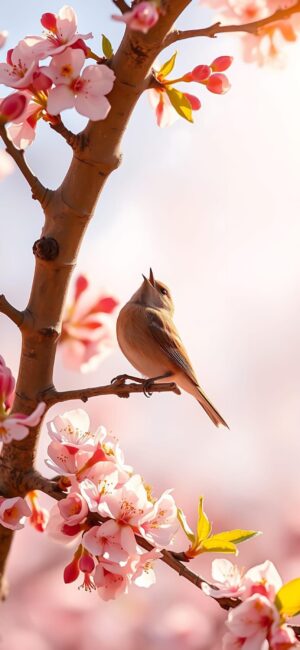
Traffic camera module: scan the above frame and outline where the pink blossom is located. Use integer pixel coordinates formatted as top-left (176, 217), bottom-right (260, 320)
top-left (269, 623), bottom-right (298, 649)
top-left (45, 47), bottom-right (115, 120)
top-left (191, 64), bottom-right (212, 82)
top-left (94, 561), bottom-right (131, 601)
top-left (206, 73), bottom-right (231, 94)
top-left (243, 560), bottom-right (283, 601)
top-left (0, 93), bottom-right (27, 123)
top-left (46, 409), bottom-right (104, 475)
top-left (46, 503), bottom-right (83, 544)
top-left (0, 355), bottom-right (15, 410)
top-left (58, 492), bottom-right (89, 525)
top-left (0, 401), bottom-right (46, 444)
top-left (202, 559), bottom-right (246, 599)
top-left (59, 274), bottom-right (119, 372)
top-left (211, 55), bottom-right (234, 71)
top-left (79, 471), bottom-right (120, 510)
top-left (83, 520), bottom-right (138, 564)
top-left (0, 496), bottom-right (31, 530)
top-left (112, 1), bottom-right (160, 34)
top-left (132, 549), bottom-right (161, 588)
top-left (149, 89), bottom-right (181, 127)
top-left (98, 474), bottom-right (153, 527)
top-left (25, 5), bottom-right (92, 60)
top-left (226, 594), bottom-right (277, 645)
top-left (0, 40), bottom-right (38, 89)
top-left (7, 100), bottom-right (42, 149)
top-left (139, 490), bottom-right (178, 548)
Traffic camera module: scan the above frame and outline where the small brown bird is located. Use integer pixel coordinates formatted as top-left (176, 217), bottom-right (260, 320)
top-left (116, 269), bottom-right (228, 428)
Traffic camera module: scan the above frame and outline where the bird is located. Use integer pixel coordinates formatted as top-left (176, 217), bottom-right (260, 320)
top-left (116, 268), bottom-right (228, 428)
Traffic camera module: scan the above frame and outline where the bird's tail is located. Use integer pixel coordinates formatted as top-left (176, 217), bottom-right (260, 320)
top-left (196, 387), bottom-right (229, 428)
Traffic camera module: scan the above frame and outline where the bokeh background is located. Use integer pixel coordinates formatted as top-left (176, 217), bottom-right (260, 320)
top-left (1, 1), bottom-right (300, 648)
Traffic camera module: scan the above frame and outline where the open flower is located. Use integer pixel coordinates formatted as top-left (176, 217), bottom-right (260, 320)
top-left (0, 496), bottom-right (31, 530)
top-left (139, 490), bottom-right (178, 548)
top-left (25, 5), bottom-right (92, 60)
top-left (98, 474), bottom-right (153, 528)
top-left (112, 1), bottom-right (160, 34)
top-left (0, 40), bottom-right (38, 89)
top-left (59, 274), bottom-right (119, 372)
top-left (0, 402), bottom-right (46, 444)
top-left (45, 47), bottom-right (115, 120)
top-left (7, 100), bottom-right (44, 149)
top-left (58, 492), bottom-right (89, 525)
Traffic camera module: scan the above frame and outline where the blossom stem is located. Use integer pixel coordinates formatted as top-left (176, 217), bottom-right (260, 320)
top-left (163, 0), bottom-right (300, 47)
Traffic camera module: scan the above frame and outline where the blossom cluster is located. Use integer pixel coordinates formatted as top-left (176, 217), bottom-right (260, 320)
top-left (0, 5), bottom-right (115, 149)
top-left (59, 274), bottom-right (119, 373)
top-left (203, 559), bottom-right (300, 648)
top-left (44, 408), bottom-right (178, 600)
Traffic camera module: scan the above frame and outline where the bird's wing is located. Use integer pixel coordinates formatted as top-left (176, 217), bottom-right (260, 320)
top-left (146, 308), bottom-right (199, 386)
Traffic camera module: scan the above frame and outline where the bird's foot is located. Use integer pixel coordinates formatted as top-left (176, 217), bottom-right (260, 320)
top-left (110, 374), bottom-right (145, 386)
top-left (142, 378), bottom-right (155, 398)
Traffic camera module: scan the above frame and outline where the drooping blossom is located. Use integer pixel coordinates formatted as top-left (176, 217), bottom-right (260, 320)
top-left (59, 274), bottom-right (119, 372)
top-left (0, 496), bottom-right (31, 530)
top-left (112, 1), bottom-right (160, 34)
top-left (24, 5), bottom-right (92, 60)
top-left (45, 47), bottom-right (115, 120)
top-left (94, 560), bottom-right (132, 601)
top-left (0, 40), bottom-right (38, 89)
top-left (0, 401), bottom-right (46, 444)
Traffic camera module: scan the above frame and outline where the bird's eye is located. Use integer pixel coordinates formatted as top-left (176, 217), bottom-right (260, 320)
top-left (160, 287), bottom-right (168, 296)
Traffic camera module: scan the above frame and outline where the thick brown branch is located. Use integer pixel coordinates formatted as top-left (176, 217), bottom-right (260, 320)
top-left (0, 294), bottom-right (24, 328)
top-left (42, 380), bottom-right (181, 406)
top-left (164, 0), bottom-right (300, 46)
top-left (0, 125), bottom-right (48, 204)
top-left (112, 0), bottom-right (130, 13)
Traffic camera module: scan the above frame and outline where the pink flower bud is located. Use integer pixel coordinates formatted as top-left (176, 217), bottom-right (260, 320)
top-left (184, 93), bottom-right (201, 111)
top-left (32, 70), bottom-right (52, 91)
top-left (191, 65), bottom-right (211, 83)
top-left (71, 38), bottom-right (90, 56)
top-left (64, 558), bottom-right (80, 584)
top-left (210, 56), bottom-right (233, 72)
top-left (62, 523), bottom-right (82, 536)
top-left (0, 356), bottom-right (15, 405)
top-left (112, 1), bottom-right (159, 34)
top-left (206, 73), bottom-right (231, 95)
top-left (41, 12), bottom-right (57, 33)
top-left (79, 553), bottom-right (95, 574)
top-left (0, 93), bottom-right (27, 123)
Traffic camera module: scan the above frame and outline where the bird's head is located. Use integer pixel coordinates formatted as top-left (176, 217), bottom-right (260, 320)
top-left (131, 268), bottom-right (174, 314)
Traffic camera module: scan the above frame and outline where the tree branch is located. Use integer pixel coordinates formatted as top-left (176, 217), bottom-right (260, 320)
top-left (0, 125), bottom-right (48, 204)
top-left (41, 380), bottom-right (181, 406)
top-left (0, 294), bottom-right (24, 328)
top-left (49, 119), bottom-right (89, 152)
top-left (112, 0), bottom-right (130, 13)
top-left (163, 0), bottom-right (300, 46)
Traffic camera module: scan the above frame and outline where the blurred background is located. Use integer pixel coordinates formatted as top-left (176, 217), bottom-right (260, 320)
top-left (1, 1), bottom-right (300, 648)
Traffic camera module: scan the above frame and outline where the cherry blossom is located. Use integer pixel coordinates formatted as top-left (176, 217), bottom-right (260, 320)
top-left (202, 558), bottom-right (246, 599)
top-left (28, 491), bottom-right (49, 533)
top-left (98, 474), bottom-right (153, 527)
top-left (46, 503), bottom-right (83, 544)
top-left (59, 274), bottom-right (119, 372)
top-left (226, 594), bottom-right (277, 646)
top-left (94, 561), bottom-right (132, 601)
top-left (269, 623), bottom-right (298, 649)
top-left (83, 520), bottom-right (138, 563)
top-left (7, 100), bottom-right (43, 149)
top-left (45, 47), bottom-right (115, 120)
top-left (58, 492), bottom-right (89, 525)
top-left (0, 402), bottom-right (46, 444)
top-left (0, 40), bottom-right (38, 89)
top-left (243, 560), bottom-right (283, 601)
top-left (112, 1), bottom-right (160, 34)
top-left (132, 549), bottom-right (161, 588)
top-left (0, 93), bottom-right (27, 123)
top-left (0, 496), bottom-right (31, 530)
top-left (25, 5), bottom-right (92, 60)
top-left (139, 490), bottom-right (178, 548)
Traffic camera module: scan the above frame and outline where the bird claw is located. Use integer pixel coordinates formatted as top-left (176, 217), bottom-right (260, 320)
top-left (143, 379), bottom-right (154, 397)
top-left (111, 374), bottom-right (128, 386)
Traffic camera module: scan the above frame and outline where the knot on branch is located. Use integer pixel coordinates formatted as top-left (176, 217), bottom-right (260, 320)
top-left (33, 237), bottom-right (59, 261)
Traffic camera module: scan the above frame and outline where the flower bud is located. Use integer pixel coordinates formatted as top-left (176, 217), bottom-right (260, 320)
top-left (41, 13), bottom-right (57, 32)
top-left (206, 73), bottom-right (231, 95)
top-left (184, 93), bottom-right (201, 110)
top-left (64, 558), bottom-right (80, 584)
top-left (79, 553), bottom-right (95, 574)
top-left (0, 93), bottom-right (27, 123)
top-left (62, 523), bottom-right (82, 536)
top-left (191, 65), bottom-right (211, 83)
top-left (211, 56), bottom-right (233, 72)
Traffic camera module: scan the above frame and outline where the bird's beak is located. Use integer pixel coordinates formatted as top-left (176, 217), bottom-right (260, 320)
top-left (149, 268), bottom-right (155, 287)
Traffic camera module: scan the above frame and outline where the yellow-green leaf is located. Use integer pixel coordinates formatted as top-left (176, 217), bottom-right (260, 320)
top-left (199, 538), bottom-right (238, 554)
top-left (165, 87), bottom-right (193, 123)
top-left (158, 51), bottom-right (177, 79)
top-left (177, 508), bottom-right (195, 543)
top-left (210, 530), bottom-right (260, 544)
top-left (196, 497), bottom-right (211, 542)
top-left (275, 579), bottom-right (300, 617)
top-left (102, 34), bottom-right (113, 58)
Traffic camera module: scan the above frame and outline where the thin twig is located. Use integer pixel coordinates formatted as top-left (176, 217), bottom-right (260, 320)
top-left (41, 380), bottom-right (181, 405)
top-left (112, 0), bottom-right (130, 13)
top-left (50, 119), bottom-right (89, 151)
top-left (163, 0), bottom-right (300, 46)
top-left (0, 125), bottom-right (48, 204)
top-left (0, 294), bottom-right (24, 328)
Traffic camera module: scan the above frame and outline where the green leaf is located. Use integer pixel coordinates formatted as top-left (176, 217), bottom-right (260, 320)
top-left (102, 34), bottom-right (113, 58)
top-left (177, 508), bottom-right (195, 543)
top-left (210, 530), bottom-right (261, 545)
top-left (165, 87), bottom-right (193, 123)
top-left (196, 497), bottom-right (211, 542)
top-left (275, 579), bottom-right (300, 617)
top-left (158, 51), bottom-right (177, 79)
top-left (199, 538), bottom-right (238, 554)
